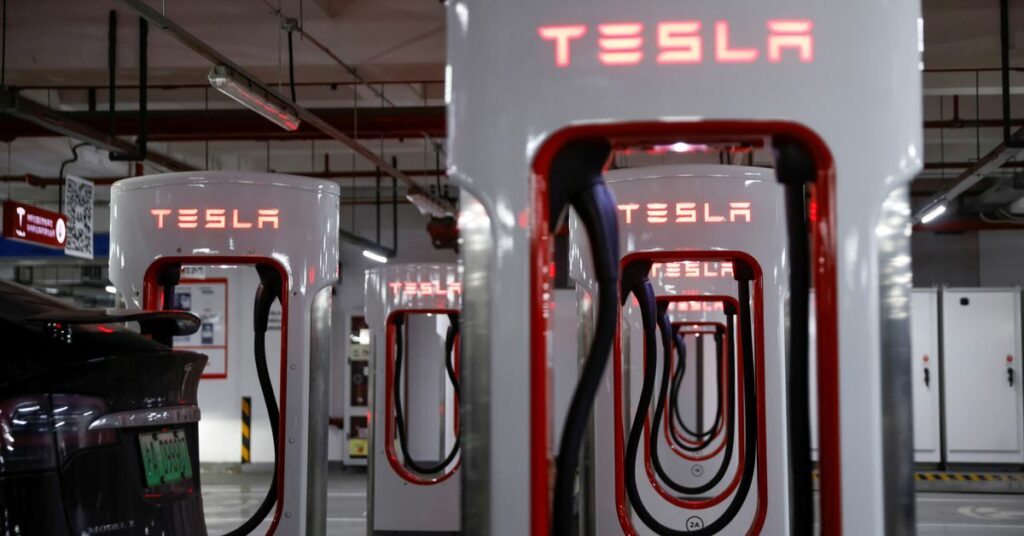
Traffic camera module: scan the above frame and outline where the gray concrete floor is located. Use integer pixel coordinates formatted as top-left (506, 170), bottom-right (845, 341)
top-left (200, 470), bottom-right (1024, 535)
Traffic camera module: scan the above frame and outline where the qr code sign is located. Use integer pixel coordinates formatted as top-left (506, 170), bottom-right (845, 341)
top-left (63, 175), bottom-right (94, 259)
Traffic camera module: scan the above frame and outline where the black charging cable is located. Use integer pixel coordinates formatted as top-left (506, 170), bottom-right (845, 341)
top-left (775, 137), bottom-right (815, 534)
top-left (392, 313), bottom-right (461, 474)
top-left (550, 139), bottom-right (620, 536)
top-left (225, 264), bottom-right (283, 536)
top-left (624, 263), bottom-right (757, 535)
top-left (667, 328), bottom-right (725, 452)
top-left (647, 305), bottom-right (734, 495)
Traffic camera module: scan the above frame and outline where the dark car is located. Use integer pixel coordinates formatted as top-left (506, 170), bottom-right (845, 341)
top-left (0, 280), bottom-right (208, 535)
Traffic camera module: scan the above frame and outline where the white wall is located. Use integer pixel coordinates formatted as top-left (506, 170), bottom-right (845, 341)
top-left (911, 229), bottom-right (1024, 288)
top-left (979, 231), bottom-right (1024, 286)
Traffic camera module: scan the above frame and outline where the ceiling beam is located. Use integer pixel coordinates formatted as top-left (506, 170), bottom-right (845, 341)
top-left (0, 106), bottom-right (445, 142)
top-left (118, 0), bottom-right (453, 216)
top-left (0, 88), bottom-right (192, 172)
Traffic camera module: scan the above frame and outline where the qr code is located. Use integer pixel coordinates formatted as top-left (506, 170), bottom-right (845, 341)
top-left (63, 175), bottom-right (94, 258)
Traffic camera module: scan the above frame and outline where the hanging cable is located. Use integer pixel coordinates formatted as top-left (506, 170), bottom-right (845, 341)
top-left (224, 264), bottom-right (283, 536)
top-left (392, 313), bottom-right (461, 474)
top-left (648, 306), bottom-right (734, 495)
top-left (286, 24), bottom-right (297, 103)
top-left (624, 265), bottom-right (757, 535)
top-left (775, 137), bottom-right (816, 534)
top-left (668, 327), bottom-right (725, 450)
top-left (550, 139), bottom-right (619, 536)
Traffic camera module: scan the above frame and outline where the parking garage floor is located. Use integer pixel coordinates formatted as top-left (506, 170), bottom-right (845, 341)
top-left (200, 469), bottom-right (1024, 535)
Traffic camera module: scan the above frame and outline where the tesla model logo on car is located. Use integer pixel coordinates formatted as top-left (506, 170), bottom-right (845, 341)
top-left (150, 208), bottom-right (280, 230)
top-left (538, 20), bottom-right (813, 67)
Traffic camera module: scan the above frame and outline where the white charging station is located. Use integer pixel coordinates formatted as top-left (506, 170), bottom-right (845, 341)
top-left (108, 171), bottom-right (340, 535)
top-left (448, 1), bottom-right (922, 533)
top-left (571, 165), bottom-right (787, 534)
top-left (365, 263), bottom-right (462, 534)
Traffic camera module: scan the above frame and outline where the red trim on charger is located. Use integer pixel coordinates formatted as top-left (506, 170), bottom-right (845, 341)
top-left (383, 308), bottom-right (462, 485)
top-left (143, 257), bottom-right (289, 536)
top-left (530, 120), bottom-right (839, 536)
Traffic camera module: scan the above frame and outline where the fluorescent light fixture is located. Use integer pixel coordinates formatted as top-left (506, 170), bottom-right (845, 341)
top-left (920, 204), bottom-right (947, 224)
top-left (362, 249), bottom-right (388, 263)
top-left (104, 285), bottom-right (117, 294)
top-left (407, 192), bottom-right (453, 218)
top-left (358, 328), bottom-right (371, 345)
top-left (208, 65), bottom-right (300, 131)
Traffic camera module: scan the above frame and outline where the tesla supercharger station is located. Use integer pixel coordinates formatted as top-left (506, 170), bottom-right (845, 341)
top-left (448, 1), bottom-right (922, 534)
top-left (108, 171), bottom-right (340, 535)
top-left (365, 263), bottom-right (462, 534)
top-left (571, 165), bottom-right (786, 534)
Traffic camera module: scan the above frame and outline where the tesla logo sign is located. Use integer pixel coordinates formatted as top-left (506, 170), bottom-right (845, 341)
top-left (667, 300), bottom-right (724, 313)
top-left (538, 20), bottom-right (812, 67)
top-left (651, 261), bottom-right (734, 279)
top-left (150, 208), bottom-right (280, 230)
top-left (617, 202), bottom-right (751, 224)
top-left (388, 280), bottom-right (462, 298)
top-left (3, 201), bottom-right (66, 249)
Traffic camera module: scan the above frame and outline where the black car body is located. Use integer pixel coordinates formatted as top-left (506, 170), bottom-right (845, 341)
top-left (0, 280), bottom-right (208, 535)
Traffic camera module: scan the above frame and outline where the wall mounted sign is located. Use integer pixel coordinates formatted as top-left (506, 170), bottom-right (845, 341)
top-left (2, 201), bottom-right (67, 250)
top-left (172, 278), bottom-right (229, 379)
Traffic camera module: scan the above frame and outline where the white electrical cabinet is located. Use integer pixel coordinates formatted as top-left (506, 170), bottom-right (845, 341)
top-left (910, 289), bottom-right (941, 463)
top-left (942, 288), bottom-right (1024, 464)
top-left (811, 289), bottom-right (944, 463)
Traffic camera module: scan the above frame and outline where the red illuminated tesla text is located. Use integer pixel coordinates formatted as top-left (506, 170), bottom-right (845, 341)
top-left (616, 201), bottom-right (751, 224)
top-left (150, 208), bottom-right (280, 230)
top-left (651, 261), bottom-right (734, 279)
top-left (388, 280), bottom-right (462, 299)
top-left (538, 19), bottom-right (813, 67)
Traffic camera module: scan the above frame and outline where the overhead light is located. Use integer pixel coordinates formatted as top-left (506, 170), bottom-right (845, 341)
top-left (362, 249), bottom-right (388, 264)
top-left (104, 285), bottom-right (117, 294)
top-left (407, 192), bottom-right (453, 218)
top-left (208, 65), bottom-right (300, 131)
top-left (920, 204), bottom-right (947, 224)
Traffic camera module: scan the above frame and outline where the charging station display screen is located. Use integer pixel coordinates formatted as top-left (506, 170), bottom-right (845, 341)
top-left (139, 429), bottom-right (193, 488)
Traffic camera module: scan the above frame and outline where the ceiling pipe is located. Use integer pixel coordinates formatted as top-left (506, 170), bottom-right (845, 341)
top-left (117, 0), bottom-right (453, 216)
top-left (0, 89), bottom-right (192, 172)
top-left (0, 168), bottom-right (448, 186)
top-left (109, 15), bottom-right (148, 162)
top-left (0, 106), bottom-right (445, 141)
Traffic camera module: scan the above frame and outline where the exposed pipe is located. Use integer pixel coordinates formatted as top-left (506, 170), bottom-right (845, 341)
top-left (0, 168), bottom-right (448, 186)
top-left (108, 10), bottom-right (116, 137)
top-left (1001, 0), bottom-right (1023, 148)
top-left (110, 16), bottom-right (147, 162)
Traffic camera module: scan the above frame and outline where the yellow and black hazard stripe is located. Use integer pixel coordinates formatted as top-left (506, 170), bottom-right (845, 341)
top-left (914, 471), bottom-right (1024, 482)
top-left (241, 396), bottom-right (252, 464)
top-left (813, 470), bottom-right (1024, 482)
